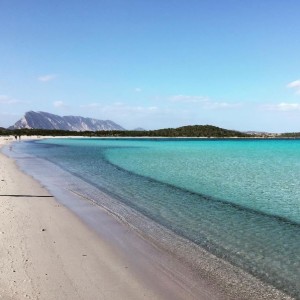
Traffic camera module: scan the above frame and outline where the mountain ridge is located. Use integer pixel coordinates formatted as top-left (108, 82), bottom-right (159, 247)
top-left (9, 111), bottom-right (125, 131)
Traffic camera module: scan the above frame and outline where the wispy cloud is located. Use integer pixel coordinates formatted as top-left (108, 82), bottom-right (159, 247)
top-left (287, 79), bottom-right (300, 95)
top-left (0, 95), bottom-right (20, 104)
top-left (81, 102), bottom-right (158, 115)
top-left (38, 74), bottom-right (57, 82)
top-left (53, 101), bottom-right (68, 108)
top-left (262, 102), bottom-right (300, 112)
top-left (134, 87), bottom-right (142, 93)
top-left (80, 103), bottom-right (101, 108)
top-left (169, 95), bottom-right (208, 103)
top-left (204, 101), bottom-right (241, 109)
top-left (169, 94), bottom-right (241, 109)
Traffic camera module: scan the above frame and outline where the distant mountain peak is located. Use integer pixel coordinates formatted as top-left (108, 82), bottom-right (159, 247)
top-left (9, 111), bottom-right (125, 131)
top-left (132, 127), bottom-right (146, 131)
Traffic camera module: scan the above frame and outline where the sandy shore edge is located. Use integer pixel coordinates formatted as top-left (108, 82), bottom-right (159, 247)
top-left (1, 136), bottom-right (294, 300)
top-left (1, 136), bottom-right (219, 300)
top-left (0, 137), bottom-right (179, 299)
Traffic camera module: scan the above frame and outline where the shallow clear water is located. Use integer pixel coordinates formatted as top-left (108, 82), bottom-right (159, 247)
top-left (10, 138), bottom-right (300, 298)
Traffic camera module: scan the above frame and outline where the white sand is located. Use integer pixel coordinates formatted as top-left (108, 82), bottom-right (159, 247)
top-left (0, 136), bottom-right (293, 300)
top-left (0, 137), bottom-right (166, 299)
top-left (0, 136), bottom-right (218, 300)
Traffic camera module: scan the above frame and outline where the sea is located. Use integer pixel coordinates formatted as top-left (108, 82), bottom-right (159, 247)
top-left (5, 138), bottom-right (300, 299)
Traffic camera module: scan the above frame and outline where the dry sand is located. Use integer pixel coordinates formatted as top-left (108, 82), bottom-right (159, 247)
top-left (0, 136), bottom-right (216, 300)
top-left (0, 136), bottom-right (294, 300)
top-left (0, 137), bottom-right (160, 299)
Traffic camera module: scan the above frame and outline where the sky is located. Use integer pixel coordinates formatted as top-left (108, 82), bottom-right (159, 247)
top-left (1, 0), bottom-right (300, 132)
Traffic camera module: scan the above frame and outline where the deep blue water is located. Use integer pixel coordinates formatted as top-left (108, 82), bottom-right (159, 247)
top-left (10, 138), bottom-right (300, 298)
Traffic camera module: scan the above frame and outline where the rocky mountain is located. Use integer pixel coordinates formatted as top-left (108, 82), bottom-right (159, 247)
top-left (9, 111), bottom-right (125, 131)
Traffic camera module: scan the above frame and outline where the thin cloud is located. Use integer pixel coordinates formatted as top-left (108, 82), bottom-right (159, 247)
top-left (81, 102), bottom-right (158, 114)
top-left (263, 102), bottom-right (300, 112)
top-left (0, 95), bottom-right (20, 104)
top-left (204, 101), bottom-right (242, 109)
top-left (169, 95), bottom-right (209, 103)
top-left (287, 79), bottom-right (300, 95)
top-left (38, 74), bottom-right (57, 82)
top-left (134, 88), bottom-right (142, 92)
top-left (80, 103), bottom-right (101, 108)
top-left (169, 94), bottom-right (241, 109)
top-left (53, 101), bottom-right (68, 108)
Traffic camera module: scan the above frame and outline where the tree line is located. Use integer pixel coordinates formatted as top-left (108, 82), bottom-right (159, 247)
top-left (0, 125), bottom-right (250, 137)
top-left (1, 125), bottom-right (299, 138)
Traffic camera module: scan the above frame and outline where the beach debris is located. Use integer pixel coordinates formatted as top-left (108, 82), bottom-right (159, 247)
top-left (41, 228), bottom-right (46, 232)
top-left (82, 254), bottom-right (87, 256)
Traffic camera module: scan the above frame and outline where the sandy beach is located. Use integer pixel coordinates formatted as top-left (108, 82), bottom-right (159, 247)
top-left (0, 136), bottom-right (217, 300)
top-left (1, 136), bottom-right (294, 300)
top-left (0, 137), bottom-right (158, 299)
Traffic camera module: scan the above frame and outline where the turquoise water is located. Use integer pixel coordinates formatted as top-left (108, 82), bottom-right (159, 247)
top-left (11, 138), bottom-right (300, 298)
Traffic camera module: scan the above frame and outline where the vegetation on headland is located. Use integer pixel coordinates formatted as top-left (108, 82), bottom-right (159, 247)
top-left (0, 125), bottom-right (298, 138)
top-left (0, 125), bottom-right (250, 138)
top-left (280, 132), bottom-right (300, 138)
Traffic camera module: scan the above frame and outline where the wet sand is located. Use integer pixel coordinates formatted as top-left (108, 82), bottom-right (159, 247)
top-left (0, 136), bottom-right (293, 300)
top-left (0, 136), bottom-right (216, 300)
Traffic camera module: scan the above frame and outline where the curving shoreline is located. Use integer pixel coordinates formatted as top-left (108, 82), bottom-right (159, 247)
top-left (0, 136), bottom-right (216, 300)
top-left (0, 136), bottom-right (295, 299)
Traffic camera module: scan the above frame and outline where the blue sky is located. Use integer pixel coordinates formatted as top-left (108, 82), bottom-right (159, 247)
top-left (1, 0), bottom-right (300, 132)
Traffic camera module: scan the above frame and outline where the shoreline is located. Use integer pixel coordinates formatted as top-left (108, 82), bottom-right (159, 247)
top-left (2, 133), bottom-right (300, 140)
top-left (0, 136), bottom-right (294, 299)
top-left (0, 136), bottom-right (216, 299)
